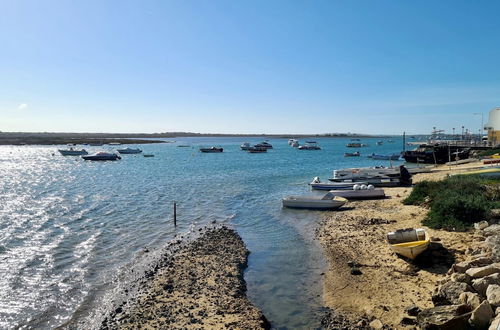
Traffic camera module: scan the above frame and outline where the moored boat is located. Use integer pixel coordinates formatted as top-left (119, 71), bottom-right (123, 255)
top-left (248, 146), bottom-right (267, 153)
top-left (254, 142), bottom-right (273, 149)
top-left (240, 142), bottom-right (252, 150)
top-left (298, 142), bottom-right (321, 150)
top-left (143, 154), bottom-right (154, 157)
top-left (117, 148), bottom-right (142, 154)
top-left (344, 151), bottom-right (360, 157)
top-left (82, 152), bottom-right (121, 161)
top-left (387, 228), bottom-right (430, 260)
top-left (200, 147), bottom-right (223, 153)
top-left (58, 148), bottom-right (88, 156)
top-left (282, 193), bottom-right (347, 210)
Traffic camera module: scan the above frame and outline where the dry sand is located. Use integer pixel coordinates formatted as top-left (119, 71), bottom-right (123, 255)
top-left (317, 161), bottom-right (489, 328)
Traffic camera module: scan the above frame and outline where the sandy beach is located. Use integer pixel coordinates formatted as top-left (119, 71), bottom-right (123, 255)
top-left (318, 161), bottom-right (496, 328)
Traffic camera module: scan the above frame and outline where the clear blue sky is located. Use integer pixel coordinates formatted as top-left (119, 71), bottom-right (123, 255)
top-left (1, 0), bottom-right (499, 134)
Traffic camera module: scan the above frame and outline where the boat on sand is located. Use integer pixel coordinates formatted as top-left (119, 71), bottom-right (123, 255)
top-left (387, 228), bottom-right (430, 260)
top-left (310, 177), bottom-right (368, 190)
top-left (328, 185), bottom-right (385, 199)
top-left (282, 193), bottom-right (347, 210)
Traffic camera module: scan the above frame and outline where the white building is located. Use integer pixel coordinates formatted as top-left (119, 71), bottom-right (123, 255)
top-left (485, 107), bottom-right (500, 146)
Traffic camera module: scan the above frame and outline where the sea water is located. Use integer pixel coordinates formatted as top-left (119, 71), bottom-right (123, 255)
top-left (0, 137), bottom-right (407, 329)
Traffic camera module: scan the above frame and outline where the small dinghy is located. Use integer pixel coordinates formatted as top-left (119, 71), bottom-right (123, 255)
top-left (82, 152), bottom-right (121, 161)
top-left (387, 228), bottom-right (430, 260)
top-left (58, 148), bottom-right (88, 156)
top-left (248, 146), bottom-right (267, 153)
top-left (344, 151), bottom-right (360, 157)
top-left (282, 192), bottom-right (347, 210)
top-left (200, 147), bottom-right (223, 153)
top-left (310, 177), bottom-right (368, 190)
top-left (328, 185), bottom-right (385, 199)
top-left (117, 148), bottom-right (142, 154)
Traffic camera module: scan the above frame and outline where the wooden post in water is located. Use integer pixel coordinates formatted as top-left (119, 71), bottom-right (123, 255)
top-left (173, 202), bottom-right (177, 227)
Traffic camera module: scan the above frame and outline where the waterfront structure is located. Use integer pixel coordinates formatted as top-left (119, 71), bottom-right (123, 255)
top-left (485, 108), bottom-right (500, 146)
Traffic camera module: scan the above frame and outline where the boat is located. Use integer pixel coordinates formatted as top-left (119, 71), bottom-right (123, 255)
top-left (298, 142), bottom-right (321, 150)
top-left (143, 154), bottom-right (154, 157)
top-left (177, 145), bottom-right (191, 148)
top-left (282, 193), bottom-right (347, 210)
top-left (240, 142), bottom-right (252, 150)
top-left (376, 141), bottom-right (383, 145)
top-left (254, 142), bottom-right (273, 149)
top-left (200, 147), bottom-right (223, 153)
top-left (310, 177), bottom-right (368, 190)
top-left (367, 153), bottom-right (401, 160)
top-left (402, 144), bottom-right (470, 164)
top-left (117, 148), bottom-right (142, 154)
top-left (82, 152), bottom-right (121, 161)
top-left (387, 228), bottom-right (430, 260)
top-left (333, 166), bottom-right (429, 180)
top-left (346, 143), bottom-right (367, 148)
top-left (291, 140), bottom-right (299, 147)
top-left (58, 148), bottom-right (88, 156)
top-left (387, 140), bottom-right (394, 143)
top-left (344, 151), bottom-right (360, 157)
top-left (484, 159), bottom-right (500, 165)
top-left (329, 176), bottom-right (407, 187)
top-left (288, 139), bottom-right (297, 145)
top-left (248, 146), bottom-right (267, 153)
top-left (328, 185), bottom-right (385, 199)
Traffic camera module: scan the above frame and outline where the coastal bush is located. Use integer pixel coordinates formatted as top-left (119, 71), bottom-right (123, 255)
top-left (478, 148), bottom-right (500, 157)
top-left (405, 175), bottom-right (495, 231)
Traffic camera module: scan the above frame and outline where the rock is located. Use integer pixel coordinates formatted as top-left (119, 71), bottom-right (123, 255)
top-left (484, 224), bottom-right (500, 237)
top-left (489, 313), bottom-right (500, 330)
top-left (475, 221), bottom-right (490, 231)
top-left (406, 304), bottom-right (422, 316)
top-left (473, 273), bottom-right (500, 296)
top-left (466, 263), bottom-right (500, 279)
top-left (369, 319), bottom-right (383, 329)
top-left (491, 209), bottom-right (500, 219)
top-left (497, 307), bottom-right (500, 315)
top-left (436, 281), bottom-right (474, 305)
top-left (487, 285), bottom-right (500, 307)
top-left (350, 268), bottom-right (362, 275)
top-left (400, 316), bottom-right (417, 325)
top-left (451, 273), bottom-right (472, 284)
top-left (486, 236), bottom-right (500, 263)
top-left (460, 292), bottom-right (483, 309)
top-left (453, 257), bottom-right (493, 274)
top-left (417, 304), bottom-right (472, 329)
top-left (469, 300), bottom-right (493, 329)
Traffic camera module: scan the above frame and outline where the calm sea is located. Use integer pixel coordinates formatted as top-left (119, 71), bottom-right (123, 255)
top-left (0, 137), bottom-right (406, 329)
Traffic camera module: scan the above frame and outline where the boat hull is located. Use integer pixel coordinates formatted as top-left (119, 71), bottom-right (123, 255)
top-left (310, 182), bottom-right (368, 190)
top-left (389, 232), bottom-right (430, 260)
top-left (282, 196), bottom-right (347, 210)
top-left (328, 189), bottom-right (385, 199)
top-left (58, 149), bottom-right (88, 156)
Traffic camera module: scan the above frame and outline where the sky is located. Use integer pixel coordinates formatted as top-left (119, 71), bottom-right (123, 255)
top-left (1, 0), bottom-right (500, 135)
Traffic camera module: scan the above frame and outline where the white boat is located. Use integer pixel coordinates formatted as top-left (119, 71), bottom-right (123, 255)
top-left (310, 177), bottom-right (368, 190)
top-left (291, 140), bottom-right (299, 147)
top-left (82, 152), bottom-right (121, 161)
top-left (328, 185), bottom-right (385, 199)
top-left (240, 142), bottom-right (252, 150)
top-left (58, 148), bottom-right (88, 156)
top-left (298, 142), bottom-right (321, 150)
top-left (117, 148), bottom-right (142, 154)
top-left (288, 139), bottom-right (297, 145)
top-left (282, 193), bottom-right (347, 210)
top-left (387, 228), bottom-right (430, 260)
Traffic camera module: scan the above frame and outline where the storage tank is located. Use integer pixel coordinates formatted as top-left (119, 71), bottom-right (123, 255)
top-left (485, 108), bottom-right (500, 146)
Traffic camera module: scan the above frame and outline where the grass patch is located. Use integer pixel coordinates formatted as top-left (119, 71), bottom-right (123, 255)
top-left (479, 148), bottom-right (500, 157)
top-left (404, 175), bottom-right (498, 231)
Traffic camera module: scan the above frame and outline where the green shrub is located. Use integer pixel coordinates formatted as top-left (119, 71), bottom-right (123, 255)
top-left (478, 148), bottom-right (500, 157)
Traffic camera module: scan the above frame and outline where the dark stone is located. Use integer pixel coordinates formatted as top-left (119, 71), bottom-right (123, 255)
top-left (406, 305), bottom-right (421, 316)
top-left (350, 268), bottom-right (362, 275)
top-left (417, 304), bottom-right (472, 330)
top-left (401, 316), bottom-right (417, 325)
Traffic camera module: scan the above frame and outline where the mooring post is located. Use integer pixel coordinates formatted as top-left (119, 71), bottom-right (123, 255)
top-left (173, 202), bottom-right (177, 227)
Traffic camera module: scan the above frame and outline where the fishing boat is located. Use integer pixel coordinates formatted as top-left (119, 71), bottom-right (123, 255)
top-left (402, 144), bottom-right (470, 164)
top-left (248, 147), bottom-right (267, 153)
top-left (344, 151), bottom-right (360, 157)
top-left (82, 152), bottom-right (121, 161)
top-left (328, 185), bottom-right (385, 199)
top-left (310, 177), bottom-right (368, 190)
top-left (298, 142), bottom-right (321, 150)
top-left (254, 142), bottom-right (273, 149)
top-left (387, 228), bottom-right (430, 260)
top-left (117, 148), bottom-right (142, 154)
top-left (58, 148), bottom-right (88, 156)
top-left (282, 193), bottom-right (347, 210)
top-left (240, 142), bottom-right (252, 150)
top-left (200, 147), bottom-right (223, 153)
top-left (367, 153), bottom-right (401, 160)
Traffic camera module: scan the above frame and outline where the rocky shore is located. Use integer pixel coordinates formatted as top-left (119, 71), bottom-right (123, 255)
top-left (317, 162), bottom-right (500, 329)
top-left (93, 226), bottom-right (269, 329)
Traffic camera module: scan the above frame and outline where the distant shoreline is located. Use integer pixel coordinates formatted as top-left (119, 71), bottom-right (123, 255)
top-left (0, 131), bottom-right (404, 146)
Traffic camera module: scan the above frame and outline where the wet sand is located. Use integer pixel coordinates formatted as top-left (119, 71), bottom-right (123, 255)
top-left (97, 226), bottom-right (269, 329)
top-left (317, 161), bottom-right (489, 328)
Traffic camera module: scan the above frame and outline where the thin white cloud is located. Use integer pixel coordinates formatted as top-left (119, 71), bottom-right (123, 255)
top-left (18, 103), bottom-right (28, 110)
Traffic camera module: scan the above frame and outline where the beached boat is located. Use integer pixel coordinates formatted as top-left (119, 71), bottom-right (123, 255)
top-left (200, 147), bottom-right (223, 153)
top-left (58, 148), bottom-right (88, 156)
top-left (82, 152), bottom-right (121, 161)
top-left (387, 228), bottom-right (430, 260)
top-left (367, 153), bottom-right (401, 160)
top-left (298, 142), bottom-right (321, 150)
top-left (333, 166), bottom-right (430, 180)
top-left (254, 142), bottom-right (273, 149)
top-left (328, 176), bottom-right (407, 187)
top-left (402, 144), bottom-right (470, 164)
top-left (328, 185), bottom-right (385, 199)
top-left (117, 148), bottom-right (142, 154)
top-left (310, 177), bottom-right (368, 190)
top-left (240, 142), bottom-right (252, 150)
top-left (282, 193), bottom-right (347, 210)
top-left (344, 151), bottom-right (360, 157)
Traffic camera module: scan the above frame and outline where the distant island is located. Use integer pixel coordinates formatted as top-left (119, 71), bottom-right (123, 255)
top-left (0, 131), bottom-right (400, 145)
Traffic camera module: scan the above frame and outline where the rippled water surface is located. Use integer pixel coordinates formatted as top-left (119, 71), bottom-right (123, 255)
top-left (0, 137), bottom-right (406, 329)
